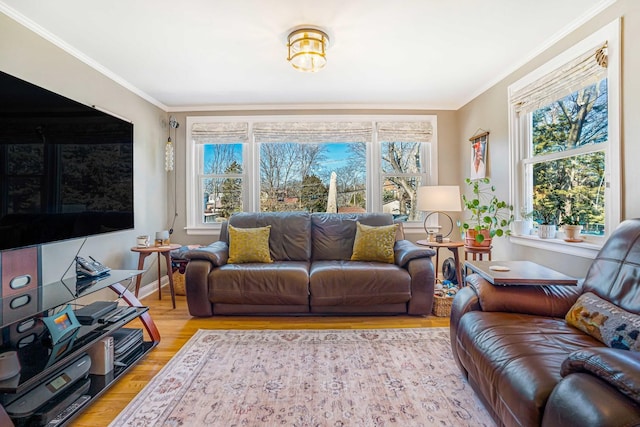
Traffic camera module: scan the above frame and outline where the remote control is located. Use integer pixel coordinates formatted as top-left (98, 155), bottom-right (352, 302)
top-left (45, 394), bottom-right (91, 427)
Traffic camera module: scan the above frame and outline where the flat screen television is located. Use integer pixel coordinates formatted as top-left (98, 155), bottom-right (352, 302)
top-left (0, 70), bottom-right (134, 251)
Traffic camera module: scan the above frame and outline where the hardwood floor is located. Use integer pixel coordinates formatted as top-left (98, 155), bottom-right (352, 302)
top-left (70, 292), bottom-right (450, 426)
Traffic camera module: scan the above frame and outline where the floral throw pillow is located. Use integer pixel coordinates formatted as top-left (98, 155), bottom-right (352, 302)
top-left (350, 222), bottom-right (398, 264)
top-left (566, 292), bottom-right (640, 351)
top-left (227, 225), bottom-right (273, 264)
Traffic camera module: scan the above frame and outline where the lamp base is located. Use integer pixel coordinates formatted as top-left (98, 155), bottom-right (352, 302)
top-left (423, 211), bottom-right (454, 238)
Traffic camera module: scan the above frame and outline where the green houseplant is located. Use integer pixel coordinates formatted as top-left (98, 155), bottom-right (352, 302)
top-left (458, 178), bottom-right (514, 247)
top-left (534, 197), bottom-right (564, 239)
top-left (559, 199), bottom-right (585, 241)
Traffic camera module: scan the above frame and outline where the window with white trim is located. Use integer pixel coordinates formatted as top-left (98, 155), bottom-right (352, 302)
top-left (185, 116), bottom-right (436, 233)
top-left (508, 20), bottom-right (620, 250)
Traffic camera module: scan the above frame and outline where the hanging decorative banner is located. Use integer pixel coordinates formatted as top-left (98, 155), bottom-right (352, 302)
top-left (469, 130), bottom-right (489, 180)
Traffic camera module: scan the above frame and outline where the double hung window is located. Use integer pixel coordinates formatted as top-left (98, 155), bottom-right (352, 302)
top-left (508, 20), bottom-right (620, 251)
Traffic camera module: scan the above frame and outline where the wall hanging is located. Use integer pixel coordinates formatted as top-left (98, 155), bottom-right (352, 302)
top-left (469, 130), bottom-right (489, 180)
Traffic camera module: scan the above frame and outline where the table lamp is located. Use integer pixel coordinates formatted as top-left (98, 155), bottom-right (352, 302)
top-left (417, 185), bottom-right (462, 238)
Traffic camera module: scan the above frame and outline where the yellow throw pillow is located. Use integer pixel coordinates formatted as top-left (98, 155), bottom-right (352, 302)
top-left (227, 225), bottom-right (273, 264)
top-left (351, 222), bottom-right (398, 264)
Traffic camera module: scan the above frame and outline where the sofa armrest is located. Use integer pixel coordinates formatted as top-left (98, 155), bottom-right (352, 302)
top-left (466, 273), bottom-right (582, 318)
top-left (185, 241), bottom-right (229, 267)
top-left (394, 239), bottom-right (435, 268)
top-left (561, 347), bottom-right (640, 405)
top-left (543, 372), bottom-right (640, 427)
top-left (184, 259), bottom-right (215, 317)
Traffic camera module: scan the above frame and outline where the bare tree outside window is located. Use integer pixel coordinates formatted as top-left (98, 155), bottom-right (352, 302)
top-left (381, 141), bottom-right (423, 221)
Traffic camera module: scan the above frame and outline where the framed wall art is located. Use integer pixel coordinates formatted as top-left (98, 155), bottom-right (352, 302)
top-left (469, 130), bottom-right (489, 180)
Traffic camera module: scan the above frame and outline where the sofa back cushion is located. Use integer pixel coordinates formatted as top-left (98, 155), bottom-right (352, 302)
top-left (583, 218), bottom-right (640, 315)
top-left (311, 213), bottom-right (394, 261)
top-left (224, 212), bottom-right (311, 261)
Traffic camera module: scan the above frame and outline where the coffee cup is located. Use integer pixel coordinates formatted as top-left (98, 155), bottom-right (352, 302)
top-left (136, 235), bottom-right (150, 247)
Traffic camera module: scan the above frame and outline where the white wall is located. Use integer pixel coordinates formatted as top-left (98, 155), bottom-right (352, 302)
top-left (166, 109), bottom-right (461, 247)
top-left (0, 13), bottom-right (169, 291)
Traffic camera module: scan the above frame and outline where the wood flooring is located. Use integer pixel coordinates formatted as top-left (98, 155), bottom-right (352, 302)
top-left (70, 292), bottom-right (450, 426)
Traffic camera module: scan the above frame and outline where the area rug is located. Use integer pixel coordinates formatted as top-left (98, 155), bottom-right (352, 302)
top-left (110, 328), bottom-right (494, 426)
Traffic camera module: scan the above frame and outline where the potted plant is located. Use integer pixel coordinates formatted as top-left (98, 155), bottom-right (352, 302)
top-left (512, 206), bottom-right (534, 236)
top-left (559, 200), bottom-right (584, 242)
top-left (533, 201), bottom-right (559, 239)
top-left (458, 178), bottom-right (514, 247)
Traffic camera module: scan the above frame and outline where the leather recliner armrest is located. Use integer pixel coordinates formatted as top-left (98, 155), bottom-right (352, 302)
top-left (185, 241), bottom-right (229, 267)
top-left (466, 273), bottom-right (582, 318)
top-left (394, 240), bottom-right (436, 268)
top-left (561, 347), bottom-right (640, 405)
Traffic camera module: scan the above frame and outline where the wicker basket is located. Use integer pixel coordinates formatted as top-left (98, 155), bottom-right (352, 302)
top-left (432, 294), bottom-right (454, 317)
top-left (172, 270), bottom-right (186, 296)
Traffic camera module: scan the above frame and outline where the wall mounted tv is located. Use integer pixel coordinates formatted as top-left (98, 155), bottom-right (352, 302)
top-left (0, 70), bottom-right (134, 251)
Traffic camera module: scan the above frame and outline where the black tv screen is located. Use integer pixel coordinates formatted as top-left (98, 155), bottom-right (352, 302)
top-left (0, 70), bottom-right (134, 251)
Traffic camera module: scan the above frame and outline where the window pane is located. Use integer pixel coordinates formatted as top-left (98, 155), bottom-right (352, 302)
top-left (259, 142), bottom-right (366, 212)
top-left (532, 79), bottom-right (608, 156)
top-left (380, 141), bottom-right (423, 221)
top-left (381, 142), bottom-right (421, 173)
top-left (202, 177), bottom-right (243, 223)
top-left (201, 143), bottom-right (243, 223)
top-left (204, 143), bottom-right (243, 174)
top-left (532, 151), bottom-right (605, 235)
top-left (383, 176), bottom-right (422, 221)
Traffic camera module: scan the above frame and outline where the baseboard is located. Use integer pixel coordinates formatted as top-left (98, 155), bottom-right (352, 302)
top-left (137, 276), bottom-right (169, 300)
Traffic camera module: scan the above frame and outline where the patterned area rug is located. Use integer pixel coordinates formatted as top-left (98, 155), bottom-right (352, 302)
top-left (110, 328), bottom-right (494, 426)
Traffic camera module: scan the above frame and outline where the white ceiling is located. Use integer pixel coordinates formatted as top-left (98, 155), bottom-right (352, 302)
top-left (1, 0), bottom-right (612, 111)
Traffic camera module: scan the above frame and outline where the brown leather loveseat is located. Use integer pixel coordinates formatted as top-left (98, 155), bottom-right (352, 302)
top-left (450, 218), bottom-right (640, 426)
top-left (184, 212), bottom-right (436, 316)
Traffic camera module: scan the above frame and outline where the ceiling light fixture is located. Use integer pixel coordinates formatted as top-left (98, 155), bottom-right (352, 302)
top-left (287, 27), bottom-right (330, 72)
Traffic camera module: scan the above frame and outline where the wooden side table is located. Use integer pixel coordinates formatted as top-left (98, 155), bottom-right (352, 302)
top-left (416, 240), bottom-right (464, 286)
top-left (464, 245), bottom-right (492, 261)
top-left (464, 260), bottom-right (578, 286)
top-left (131, 243), bottom-right (182, 308)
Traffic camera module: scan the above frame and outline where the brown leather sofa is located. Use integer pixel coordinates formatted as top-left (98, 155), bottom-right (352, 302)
top-left (450, 218), bottom-right (640, 427)
top-left (184, 212), bottom-right (436, 316)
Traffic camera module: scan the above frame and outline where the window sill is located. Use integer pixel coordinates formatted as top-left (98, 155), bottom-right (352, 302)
top-left (185, 225), bottom-right (221, 236)
top-left (509, 234), bottom-right (601, 259)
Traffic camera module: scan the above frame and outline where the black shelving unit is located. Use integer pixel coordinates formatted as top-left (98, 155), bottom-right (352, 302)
top-left (0, 271), bottom-right (161, 427)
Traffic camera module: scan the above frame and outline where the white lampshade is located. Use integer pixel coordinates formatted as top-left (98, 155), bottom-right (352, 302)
top-left (417, 186), bottom-right (462, 212)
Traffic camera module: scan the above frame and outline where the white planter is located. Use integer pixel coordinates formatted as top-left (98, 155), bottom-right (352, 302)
top-left (563, 224), bottom-right (583, 241)
top-left (538, 224), bottom-right (557, 239)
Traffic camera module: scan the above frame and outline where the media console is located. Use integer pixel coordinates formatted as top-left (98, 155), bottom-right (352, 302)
top-left (0, 269), bottom-right (160, 426)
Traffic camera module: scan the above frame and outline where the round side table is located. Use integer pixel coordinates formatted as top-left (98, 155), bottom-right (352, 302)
top-left (416, 240), bottom-right (464, 286)
top-left (131, 243), bottom-right (182, 308)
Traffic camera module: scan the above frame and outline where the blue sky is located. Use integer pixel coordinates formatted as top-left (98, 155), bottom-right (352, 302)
top-left (204, 142), bottom-right (353, 176)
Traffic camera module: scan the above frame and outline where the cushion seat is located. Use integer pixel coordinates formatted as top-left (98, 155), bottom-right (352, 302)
top-left (309, 260), bottom-right (411, 306)
top-left (210, 261), bottom-right (310, 305)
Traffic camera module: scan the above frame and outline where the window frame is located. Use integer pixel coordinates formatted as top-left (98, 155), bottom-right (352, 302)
top-left (508, 19), bottom-right (621, 258)
top-left (185, 114), bottom-right (438, 235)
